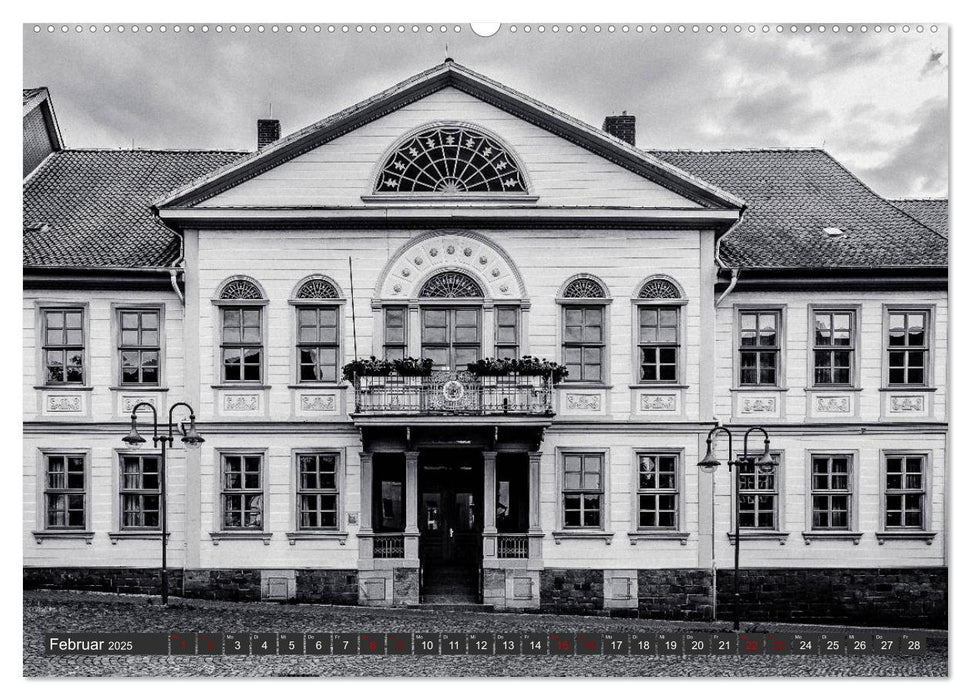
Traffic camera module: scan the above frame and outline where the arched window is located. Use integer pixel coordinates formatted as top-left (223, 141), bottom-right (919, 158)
top-left (635, 277), bottom-right (685, 384)
top-left (563, 277), bottom-right (607, 299)
top-left (375, 125), bottom-right (528, 194)
top-left (419, 271), bottom-right (484, 298)
top-left (220, 279), bottom-right (264, 300)
top-left (638, 278), bottom-right (681, 300)
top-left (292, 277), bottom-right (343, 383)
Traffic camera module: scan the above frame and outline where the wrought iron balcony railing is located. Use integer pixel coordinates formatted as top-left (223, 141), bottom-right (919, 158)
top-left (372, 534), bottom-right (405, 559)
top-left (496, 534), bottom-right (530, 558)
top-left (352, 371), bottom-right (554, 416)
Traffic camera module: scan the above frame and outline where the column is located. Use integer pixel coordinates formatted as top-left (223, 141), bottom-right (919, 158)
top-left (483, 451), bottom-right (498, 534)
top-left (404, 451), bottom-right (419, 561)
top-left (359, 452), bottom-right (373, 561)
top-left (527, 451), bottom-right (543, 561)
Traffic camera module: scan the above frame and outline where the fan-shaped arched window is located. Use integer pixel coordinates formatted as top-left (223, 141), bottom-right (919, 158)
top-left (419, 271), bottom-right (484, 298)
top-left (296, 278), bottom-right (340, 300)
top-left (375, 125), bottom-right (528, 194)
top-left (220, 279), bottom-right (264, 300)
top-left (638, 278), bottom-right (681, 300)
top-left (563, 277), bottom-right (607, 299)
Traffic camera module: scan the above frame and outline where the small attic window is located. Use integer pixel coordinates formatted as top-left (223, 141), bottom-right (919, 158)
top-left (823, 226), bottom-right (847, 239)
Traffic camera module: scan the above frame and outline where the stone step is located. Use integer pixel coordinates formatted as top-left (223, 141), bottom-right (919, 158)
top-left (409, 602), bottom-right (493, 612)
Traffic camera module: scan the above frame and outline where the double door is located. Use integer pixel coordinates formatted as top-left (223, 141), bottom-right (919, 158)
top-left (419, 459), bottom-right (482, 565)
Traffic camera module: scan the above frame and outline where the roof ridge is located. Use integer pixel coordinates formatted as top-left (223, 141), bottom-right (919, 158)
top-left (57, 147), bottom-right (251, 154)
top-left (650, 147), bottom-right (826, 154)
top-left (889, 197), bottom-right (948, 203)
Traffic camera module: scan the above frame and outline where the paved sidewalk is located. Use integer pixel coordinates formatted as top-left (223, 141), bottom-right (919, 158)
top-left (23, 590), bottom-right (947, 677)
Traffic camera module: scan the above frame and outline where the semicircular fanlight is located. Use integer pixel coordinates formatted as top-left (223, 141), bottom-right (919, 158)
top-left (220, 279), bottom-right (263, 300)
top-left (563, 277), bottom-right (606, 299)
top-left (296, 278), bottom-right (340, 299)
top-left (376, 125), bottom-right (528, 194)
top-left (419, 271), bottom-right (484, 298)
top-left (638, 278), bottom-right (681, 300)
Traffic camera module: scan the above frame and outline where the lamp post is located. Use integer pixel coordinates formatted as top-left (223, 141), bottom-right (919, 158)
top-left (122, 401), bottom-right (204, 605)
top-left (698, 425), bottom-right (778, 631)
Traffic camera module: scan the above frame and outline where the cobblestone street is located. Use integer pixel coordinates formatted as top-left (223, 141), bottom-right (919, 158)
top-left (23, 591), bottom-right (947, 677)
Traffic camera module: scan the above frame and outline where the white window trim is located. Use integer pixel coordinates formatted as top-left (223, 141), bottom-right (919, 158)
top-left (111, 303), bottom-right (167, 390)
top-left (33, 448), bottom-right (93, 543)
top-left (210, 448), bottom-right (272, 544)
top-left (877, 450), bottom-right (936, 544)
top-left (628, 448), bottom-right (689, 545)
top-left (802, 449), bottom-right (862, 544)
top-left (881, 304), bottom-right (936, 390)
top-left (286, 447), bottom-right (348, 544)
top-left (727, 450), bottom-right (789, 543)
top-left (732, 303), bottom-right (787, 390)
top-left (552, 446), bottom-right (613, 543)
top-left (34, 301), bottom-right (91, 390)
top-left (806, 304), bottom-right (862, 390)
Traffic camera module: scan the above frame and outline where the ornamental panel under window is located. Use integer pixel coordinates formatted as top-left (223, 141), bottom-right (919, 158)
top-left (43, 308), bottom-right (84, 384)
top-left (44, 454), bottom-right (85, 529)
top-left (375, 125), bottom-right (528, 194)
top-left (120, 454), bottom-right (161, 529)
top-left (563, 453), bottom-right (603, 528)
top-left (887, 310), bottom-right (929, 386)
top-left (813, 310), bottom-right (854, 386)
top-left (811, 455), bottom-right (851, 529)
top-left (739, 310), bottom-right (780, 386)
top-left (297, 453), bottom-right (339, 529)
top-left (885, 455), bottom-right (926, 529)
top-left (637, 454), bottom-right (678, 529)
top-left (222, 454), bottom-right (263, 529)
top-left (221, 307), bottom-right (263, 382)
top-left (737, 456), bottom-right (778, 529)
top-left (119, 309), bottom-right (160, 385)
top-left (297, 306), bottom-right (340, 382)
top-left (639, 306), bottom-right (679, 382)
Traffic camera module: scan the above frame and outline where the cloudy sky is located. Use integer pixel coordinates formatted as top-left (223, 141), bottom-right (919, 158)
top-left (23, 23), bottom-right (948, 198)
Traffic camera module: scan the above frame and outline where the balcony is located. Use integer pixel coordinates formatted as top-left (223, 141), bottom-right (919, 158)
top-left (352, 371), bottom-right (554, 416)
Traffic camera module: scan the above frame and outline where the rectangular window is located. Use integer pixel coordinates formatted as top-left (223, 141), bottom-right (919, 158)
top-left (44, 454), bottom-right (86, 529)
top-left (296, 453), bottom-right (339, 529)
top-left (494, 306), bottom-right (520, 359)
top-left (297, 306), bottom-right (340, 382)
top-left (810, 455), bottom-right (851, 530)
top-left (738, 310), bottom-right (780, 386)
top-left (885, 455), bottom-right (926, 529)
top-left (562, 453), bottom-right (603, 528)
top-left (887, 310), bottom-right (929, 386)
top-left (221, 454), bottom-right (263, 529)
top-left (120, 454), bottom-right (161, 529)
top-left (221, 307), bottom-right (262, 382)
top-left (421, 307), bottom-right (481, 369)
top-left (43, 308), bottom-right (85, 384)
top-left (813, 310), bottom-right (854, 386)
top-left (383, 306), bottom-right (407, 361)
top-left (119, 309), bottom-right (160, 385)
top-left (737, 456), bottom-right (778, 529)
top-left (636, 453), bottom-right (678, 529)
top-left (638, 306), bottom-right (679, 383)
top-left (562, 306), bottom-right (604, 383)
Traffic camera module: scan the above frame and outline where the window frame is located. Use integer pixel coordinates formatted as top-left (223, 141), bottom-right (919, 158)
top-left (558, 449), bottom-right (608, 530)
top-left (732, 450), bottom-right (784, 531)
top-left (39, 304), bottom-right (87, 386)
top-left (734, 305), bottom-right (786, 389)
top-left (118, 452), bottom-right (162, 531)
top-left (883, 305), bottom-right (934, 389)
top-left (558, 300), bottom-right (610, 385)
top-left (808, 306), bottom-right (859, 389)
top-left (419, 304), bottom-right (483, 370)
top-left (633, 295), bottom-right (687, 385)
top-left (114, 304), bottom-right (164, 387)
top-left (293, 450), bottom-right (343, 531)
top-left (216, 301), bottom-right (267, 384)
top-left (218, 451), bottom-right (266, 531)
top-left (880, 451), bottom-right (931, 531)
top-left (633, 451), bottom-right (683, 531)
top-left (806, 452), bottom-right (856, 532)
top-left (493, 304), bottom-right (521, 360)
top-left (293, 303), bottom-right (342, 384)
top-left (382, 305), bottom-right (409, 361)
top-left (39, 450), bottom-right (89, 531)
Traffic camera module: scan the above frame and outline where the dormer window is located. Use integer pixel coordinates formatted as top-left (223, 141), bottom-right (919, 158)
top-left (375, 124), bottom-right (528, 194)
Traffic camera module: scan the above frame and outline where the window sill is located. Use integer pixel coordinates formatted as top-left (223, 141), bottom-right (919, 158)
top-left (32, 530), bottom-right (94, 544)
top-left (285, 531), bottom-right (348, 545)
top-left (209, 531), bottom-right (273, 545)
top-left (876, 530), bottom-right (937, 545)
top-left (552, 530), bottom-right (614, 544)
top-left (211, 384), bottom-right (272, 390)
top-left (804, 387), bottom-right (862, 393)
top-left (801, 531), bottom-right (863, 545)
top-left (558, 383), bottom-right (612, 390)
top-left (726, 531), bottom-right (790, 544)
top-left (108, 531), bottom-right (169, 544)
top-left (629, 383), bottom-right (688, 389)
top-left (287, 383), bottom-right (347, 390)
top-left (729, 386), bottom-right (789, 392)
top-left (879, 386), bottom-right (937, 393)
top-left (34, 385), bottom-right (93, 392)
top-left (628, 531), bottom-right (690, 545)
top-left (109, 386), bottom-right (170, 392)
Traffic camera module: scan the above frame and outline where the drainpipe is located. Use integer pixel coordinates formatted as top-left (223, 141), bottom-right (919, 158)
top-left (168, 232), bottom-right (186, 306)
top-left (715, 268), bottom-right (739, 307)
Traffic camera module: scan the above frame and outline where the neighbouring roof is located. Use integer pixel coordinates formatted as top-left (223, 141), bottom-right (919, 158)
top-left (652, 149), bottom-right (948, 269)
top-left (23, 150), bottom-right (246, 267)
top-left (23, 87), bottom-right (45, 104)
top-left (890, 198), bottom-right (948, 237)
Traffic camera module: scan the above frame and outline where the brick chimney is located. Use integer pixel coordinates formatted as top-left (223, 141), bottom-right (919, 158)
top-left (602, 112), bottom-right (636, 147)
top-left (257, 119), bottom-right (281, 149)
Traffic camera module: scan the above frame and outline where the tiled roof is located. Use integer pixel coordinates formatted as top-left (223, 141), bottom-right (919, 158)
top-left (23, 150), bottom-right (246, 267)
top-left (652, 149), bottom-right (948, 269)
top-left (890, 198), bottom-right (948, 237)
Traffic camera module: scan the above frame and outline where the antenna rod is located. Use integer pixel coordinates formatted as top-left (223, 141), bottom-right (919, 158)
top-left (348, 256), bottom-right (359, 359)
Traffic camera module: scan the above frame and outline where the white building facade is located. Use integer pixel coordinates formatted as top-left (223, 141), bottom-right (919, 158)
top-left (23, 62), bottom-right (948, 626)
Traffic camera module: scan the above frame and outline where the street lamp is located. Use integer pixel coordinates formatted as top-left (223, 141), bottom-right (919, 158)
top-left (122, 401), bottom-right (204, 605)
top-left (698, 425), bottom-right (778, 631)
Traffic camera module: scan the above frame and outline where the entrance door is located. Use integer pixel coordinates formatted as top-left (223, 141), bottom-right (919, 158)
top-left (418, 453), bottom-right (483, 566)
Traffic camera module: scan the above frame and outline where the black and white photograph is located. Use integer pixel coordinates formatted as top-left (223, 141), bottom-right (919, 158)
top-left (20, 14), bottom-right (953, 681)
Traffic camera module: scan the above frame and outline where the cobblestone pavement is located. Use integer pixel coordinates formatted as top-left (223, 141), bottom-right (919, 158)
top-left (24, 591), bottom-right (947, 677)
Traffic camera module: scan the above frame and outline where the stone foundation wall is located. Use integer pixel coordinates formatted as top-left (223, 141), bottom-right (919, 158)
top-left (716, 567), bottom-right (947, 629)
top-left (183, 569), bottom-right (263, 601)
top-left (638, 569), bottom-right (713, 621)
top-left (540, 568), bottom-right (604, 614)
top-left (24, 566), bottom-right (183, 596)
top-left (295, 569), bottom-right (358, 604)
